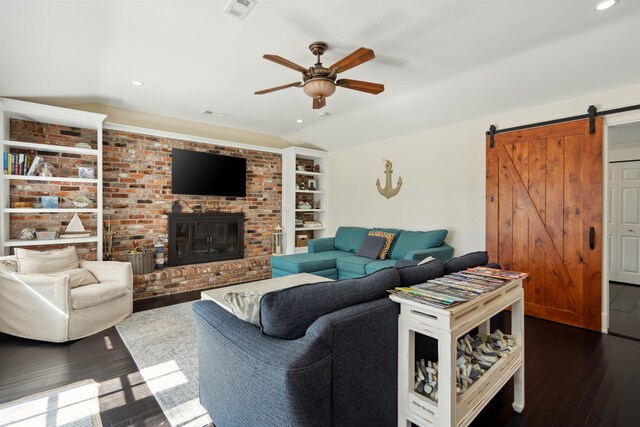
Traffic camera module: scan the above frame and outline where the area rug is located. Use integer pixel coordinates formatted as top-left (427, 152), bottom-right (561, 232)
top-left (0, 379), bottom-right (102, 427)
top-left (115, 301), bottom-right (211, 427)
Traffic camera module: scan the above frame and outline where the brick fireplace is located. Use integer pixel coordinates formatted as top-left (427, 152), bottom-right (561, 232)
top-left (9, 120), bottom-right (282, 299)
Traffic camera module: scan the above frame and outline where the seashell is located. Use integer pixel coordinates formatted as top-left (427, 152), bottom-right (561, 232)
top-left (66, 195), bottom-right (91, 208)
top-left (20, 228), bottom-right (37, 240)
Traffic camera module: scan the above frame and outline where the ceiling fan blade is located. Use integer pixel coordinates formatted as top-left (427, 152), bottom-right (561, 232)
top-left (336, 79), bottom-right (384, 95)
top-left (330, 48), bottom-right (375, 73)
top-left (254, 82), bottom-right (302, 95)
top-left (263, 54), bottom-right (309, 74)
top-left (313, 97), bottom-right (326, 109)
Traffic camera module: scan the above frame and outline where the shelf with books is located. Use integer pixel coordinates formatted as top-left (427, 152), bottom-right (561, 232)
top-left (3, 149), bottom-right (98, 178)
top-left (0, 98), bottom-right (106, 259)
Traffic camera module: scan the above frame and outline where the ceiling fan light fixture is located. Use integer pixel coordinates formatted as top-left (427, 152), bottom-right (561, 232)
top-left (303, 78), bottom-right (336, 99)
top-left (255, 42), bottom-right (382, 109)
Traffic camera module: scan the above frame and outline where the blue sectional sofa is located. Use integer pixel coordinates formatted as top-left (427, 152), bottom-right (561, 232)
top-left (271, 226), bottom-right (454, 279)
top-left (193, 251), bottom-right (497, 427)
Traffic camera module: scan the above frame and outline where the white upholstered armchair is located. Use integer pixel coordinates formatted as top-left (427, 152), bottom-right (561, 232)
top-left (0, 251), bottom-right (133, 343)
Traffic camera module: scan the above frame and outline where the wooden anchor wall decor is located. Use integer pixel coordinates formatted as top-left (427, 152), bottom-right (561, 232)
top-left (376, 159), bottom-right (402, 199)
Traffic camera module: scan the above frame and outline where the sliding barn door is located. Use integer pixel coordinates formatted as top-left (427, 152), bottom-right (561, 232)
top-left (486, 118), bottom-right (603, 331)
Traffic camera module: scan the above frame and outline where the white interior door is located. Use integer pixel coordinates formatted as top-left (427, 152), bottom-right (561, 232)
top-left (609, 161), bottom-right (640, 285)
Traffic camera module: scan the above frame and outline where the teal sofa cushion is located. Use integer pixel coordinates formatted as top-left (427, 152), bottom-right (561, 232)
top-left (365, 259), bottom-right (397, 274)
top-left (270, 250), bottom-right (351, 274)
top-left (271, 267), bottom-right (338, 279)
top-left (336, 255), bottom-right (372, 276)
top-left (389, 229), bottom-right (448, 260)
top-left (337, 257), bottom-right (397, 277)
top-left (334, 226), bottom-right (370, 253)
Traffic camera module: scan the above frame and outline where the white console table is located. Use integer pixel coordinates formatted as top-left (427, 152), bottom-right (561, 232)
top-left (390, 277), bottom-right (525, 427)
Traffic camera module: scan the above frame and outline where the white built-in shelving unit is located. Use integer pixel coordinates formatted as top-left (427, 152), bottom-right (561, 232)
top-left (0, 98), bottom-right (106, 259)
top-left (281, 147), bottom-right (328, 254)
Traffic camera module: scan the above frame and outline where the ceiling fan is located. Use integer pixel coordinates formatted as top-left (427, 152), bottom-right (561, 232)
top-left (255, 41), bottom-right (384, 109)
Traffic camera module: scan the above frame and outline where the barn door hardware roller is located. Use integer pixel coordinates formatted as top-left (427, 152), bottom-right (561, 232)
top-left (488, 125), bottom-right (496, 148)
top-left (588, 105), bottom-right (597, 134)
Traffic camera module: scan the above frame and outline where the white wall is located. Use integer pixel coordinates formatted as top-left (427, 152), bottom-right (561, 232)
top-left (329, 82), bottom-right (640, 256)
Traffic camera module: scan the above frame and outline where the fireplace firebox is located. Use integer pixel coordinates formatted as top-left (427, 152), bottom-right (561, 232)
top-left (168, 213), bottom-right (244, 266)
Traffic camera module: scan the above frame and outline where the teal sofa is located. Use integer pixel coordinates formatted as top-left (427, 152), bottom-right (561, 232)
top-left (270, 226), bottom-right (454, 279)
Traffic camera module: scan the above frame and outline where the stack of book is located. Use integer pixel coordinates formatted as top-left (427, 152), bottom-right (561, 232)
top-left (388, 267), bottom-right (528, 308)
top-left (3, 153), bottom-right (43, 176)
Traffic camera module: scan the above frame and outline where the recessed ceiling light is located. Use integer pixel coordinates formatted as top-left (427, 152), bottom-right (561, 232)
top-left (296, 119), bottom-right (304, 123)
top-left (594, 0), bottom-right (618, 11)
top-left (131, 80), bottom-right (144, 86)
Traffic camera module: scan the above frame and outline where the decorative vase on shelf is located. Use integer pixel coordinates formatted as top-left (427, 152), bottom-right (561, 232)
top-left (37, 162), bottom-right (55, 177)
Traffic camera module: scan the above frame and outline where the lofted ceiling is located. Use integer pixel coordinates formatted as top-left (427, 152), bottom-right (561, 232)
top-left (2, 0), bottom-right (640, 151)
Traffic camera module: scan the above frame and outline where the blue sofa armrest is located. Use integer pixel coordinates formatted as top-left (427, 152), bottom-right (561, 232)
top-left (192, 300), bottom-right (333, 426)
top-left (404, 243), bottom-right (454, 262)
top-left (308, 237), bottom-right (335, 253)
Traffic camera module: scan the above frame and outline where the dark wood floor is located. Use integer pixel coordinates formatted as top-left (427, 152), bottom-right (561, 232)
top-left (2, 293), bottom-right (640, 426)
top-left (609, 281), bottom-right (640, 340)
top-left (0, 325), bottom-right (169, 426)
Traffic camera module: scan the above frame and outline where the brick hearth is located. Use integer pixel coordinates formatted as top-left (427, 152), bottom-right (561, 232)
top-left (133, 256), bottom-right (271, 299)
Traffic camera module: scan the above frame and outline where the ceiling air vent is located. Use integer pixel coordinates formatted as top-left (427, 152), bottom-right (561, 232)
top-left (223, 0), bottom-right (257, 20)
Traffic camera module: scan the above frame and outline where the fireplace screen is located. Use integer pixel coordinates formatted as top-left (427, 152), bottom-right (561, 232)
top-left (168, 213), bottom-right (244, 266)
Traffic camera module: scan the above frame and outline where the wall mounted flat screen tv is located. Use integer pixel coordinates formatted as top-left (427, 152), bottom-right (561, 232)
top-left (172, 148), bottom-right (247, 197)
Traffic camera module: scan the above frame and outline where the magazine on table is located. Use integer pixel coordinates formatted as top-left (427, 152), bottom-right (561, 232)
top-left (395, 287), bottom-right (463, 304)
top-left (449, 271), bottom-right (506, 286)
top-left (466, 266), bottom-right (529, 280)
top-left (387, 289), bottom-right (452, 308)
top-left (412, 282), bottom-right (478, 301)
top-left (429, 277), bottom-right (492, 294)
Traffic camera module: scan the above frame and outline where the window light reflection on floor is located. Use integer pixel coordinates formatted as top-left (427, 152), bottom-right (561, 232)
top-left (56, 383), bottom-right (100, 425)
top-left (165, 398), bottom-right (210, 427)
top-left (0, 381), bottom-right (100, 426)
top-left (139, 360), bottom-right (188, 394)
top-left (103, 335), bottom-right (114, 350)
